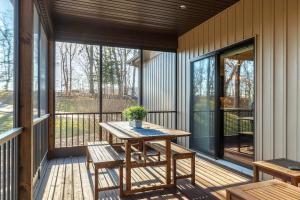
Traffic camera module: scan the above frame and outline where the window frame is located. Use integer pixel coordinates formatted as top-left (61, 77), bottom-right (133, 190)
top-left (14, 0), bottom-right (20, 127)
top-left (0, 0), bottom-right (20, 130)
top-left (33, 3), bottom-right (49, 119)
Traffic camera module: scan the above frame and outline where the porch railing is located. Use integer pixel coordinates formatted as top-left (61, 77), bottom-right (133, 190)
top-left (32, 114), bottom-right (50, 188)
top-left (223, 108), bottom-right (254, 136)
top-left (54, 111), bottom-right (176, 148)
top-left (192, 108), bottom-right (254, 137)
top-left (0, 127), bottom-right (22, 200)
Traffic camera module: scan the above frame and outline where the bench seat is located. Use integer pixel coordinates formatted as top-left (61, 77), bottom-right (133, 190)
top-left (145, 141), bottom-right (196, 185)
top-left (86, 141), bottom-right (124, 199)
top-left (145, 141), bottom-right (195, 159)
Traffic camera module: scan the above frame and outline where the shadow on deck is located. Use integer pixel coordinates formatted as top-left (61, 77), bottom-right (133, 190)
top-left (34, 155), bottom-right (250, 200)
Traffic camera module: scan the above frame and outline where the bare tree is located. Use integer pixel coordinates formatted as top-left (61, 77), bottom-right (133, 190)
top-left (58, 43), bottom-right (69, 95)
top-left (66, 43), bottom-right (77, 94)
top-left (78, 45), bottom-right (97, 96)
top-left (0, 13), bottom-right (13, 91)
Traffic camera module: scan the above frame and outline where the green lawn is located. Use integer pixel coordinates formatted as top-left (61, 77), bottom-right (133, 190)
top-left (0, 113), bottom-right (13, 134)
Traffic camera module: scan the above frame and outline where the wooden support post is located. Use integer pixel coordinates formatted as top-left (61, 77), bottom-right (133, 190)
top-left (18, 0), bottom-right (34, 199)
top-left (48, 39), bottom-right (55, 158)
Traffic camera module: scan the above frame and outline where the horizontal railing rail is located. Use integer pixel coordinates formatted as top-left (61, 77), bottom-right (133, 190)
top-left (33, 114), bottom-right (50, 126)
top-left (32, 114), bottom-right (50, 188)
top-left (0, 127), bottom-right (22, 200)
top-left (0, 128), bottom-right (22, 146)
top-left (54, 111), bottom-right (176, 148)
top-left (223, 109), bottom-right (254, 136)
top-left (192, 108), bottom-right (254, 137)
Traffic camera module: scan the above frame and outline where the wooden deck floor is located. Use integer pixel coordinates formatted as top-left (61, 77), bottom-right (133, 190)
top-left (35, 155), bottom-right (250, 200)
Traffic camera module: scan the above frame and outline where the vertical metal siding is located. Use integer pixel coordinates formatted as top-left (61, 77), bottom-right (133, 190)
top-left (143, 51), bottom-right (176, 112)
top-left (177, 0), bottom-right (300, 162)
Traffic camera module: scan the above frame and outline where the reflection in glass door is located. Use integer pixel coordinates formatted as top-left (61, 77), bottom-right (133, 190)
top-left (220, 44), bottom-right (255, 167)
top-left (190, 56), bottom-right (216, 155)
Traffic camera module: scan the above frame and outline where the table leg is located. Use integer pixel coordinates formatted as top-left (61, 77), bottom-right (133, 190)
top-left (253, 165), bottom-right (259, 182)
top-left (125, 141), bottom-right (132, 192)
top-left (165, 139), bottom-right (171, 185)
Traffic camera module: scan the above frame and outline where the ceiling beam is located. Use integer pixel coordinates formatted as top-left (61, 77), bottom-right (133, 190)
top-left (54, 18), bottom-right (178, 51)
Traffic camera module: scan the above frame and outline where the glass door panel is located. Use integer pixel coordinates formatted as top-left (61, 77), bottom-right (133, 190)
top-left (191, 56), bottom-right (216, 155)
top-left (220, 44), bottom-right (255, 167)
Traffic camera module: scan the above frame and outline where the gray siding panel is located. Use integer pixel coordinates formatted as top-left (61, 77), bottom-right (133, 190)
top-left (143, 51), bottom-right (176, 129)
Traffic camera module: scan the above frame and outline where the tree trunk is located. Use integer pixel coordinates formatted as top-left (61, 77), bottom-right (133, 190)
top-left (88, 46), bottom-right (95, 96)
top-left (113, 49), bottom-right (122, 97)
top-left (233, 61), bottom-right (241, 108)
top-left (132, 67), bottom-right (136, 97)
top-left (69, 45), bottom-right (72, 96)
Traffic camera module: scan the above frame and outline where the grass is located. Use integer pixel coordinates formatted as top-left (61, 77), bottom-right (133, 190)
top-left (56, 96), bottom-right (137, 113)
top-left (0, 113), bottom-right (13, 134)
top-left (0, 91), bottom-right (14, 134)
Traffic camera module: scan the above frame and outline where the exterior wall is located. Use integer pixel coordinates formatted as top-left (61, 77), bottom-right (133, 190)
top-left (143, 51), bottom-right (176, 111)
top-left (143, 51), bottom-right (176, 128)
top-left (178, 0), bottom-right (300, 161)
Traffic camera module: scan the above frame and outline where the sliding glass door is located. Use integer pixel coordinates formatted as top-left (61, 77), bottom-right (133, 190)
top-left (190, 55), bottom-right (217, 155)
top-left (190, 39), bottom-right (255, 167)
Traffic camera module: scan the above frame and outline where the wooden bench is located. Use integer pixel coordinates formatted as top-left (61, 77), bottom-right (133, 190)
top-left (86, 141), bottom-right (124, 199)
top-left (145, 141), bottom-right (196, 185)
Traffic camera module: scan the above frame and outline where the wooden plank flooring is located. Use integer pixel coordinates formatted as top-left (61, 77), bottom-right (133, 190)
top-left (35, 155), bottom-right (250, 200)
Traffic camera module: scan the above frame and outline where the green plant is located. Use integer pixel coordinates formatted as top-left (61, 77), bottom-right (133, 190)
top-left (122, 106), bottom-right (148, 121)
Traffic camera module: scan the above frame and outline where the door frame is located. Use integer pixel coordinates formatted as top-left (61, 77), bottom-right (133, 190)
top-left (189, 52), bottom-right (219, 157)
top-left (189, 37), bottom-right (255, 160)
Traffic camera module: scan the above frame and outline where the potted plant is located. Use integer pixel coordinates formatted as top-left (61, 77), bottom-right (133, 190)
top-left (122, 106), bottom-right (148, 128)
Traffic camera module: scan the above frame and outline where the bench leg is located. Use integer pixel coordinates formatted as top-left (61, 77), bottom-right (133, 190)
top-left (191, 156), bottom-right (195, 185)
top-left (143, 142), bottom-right (148, 163)
top-left (173, 158), bottom-right (177, 185)
top-left (94, 167), bottom-right (99, 200)
top-left (138, 141), bottom-right (143, 160)
top-left (253, 165), bottom-right (259, 182)
top-left (86, 150), bottom-right (90, 171)
top-left (119, 165), bottom-right (124, 197)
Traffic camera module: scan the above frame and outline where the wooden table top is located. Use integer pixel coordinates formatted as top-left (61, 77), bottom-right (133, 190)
top-left (99, 121), bottom-right (191, 141)
top-left (227, 179), bottom-right (300, 200)
top-left (253, 158), bottom-right (300, 177)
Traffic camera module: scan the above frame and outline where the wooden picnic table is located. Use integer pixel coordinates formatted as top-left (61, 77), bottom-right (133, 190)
top-left (253, 158), bottom-right (300, 186)
top-left (226, 179), bottom-right (300, 200)
top-left (99, 121), bottom-right (191, 196)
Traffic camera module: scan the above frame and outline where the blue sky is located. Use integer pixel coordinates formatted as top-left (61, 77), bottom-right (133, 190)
top-left (0, 0), bottom-right (13, 11)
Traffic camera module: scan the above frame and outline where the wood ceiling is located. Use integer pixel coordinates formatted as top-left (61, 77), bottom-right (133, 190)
top-left (39, 0), bottom-right (239, 50)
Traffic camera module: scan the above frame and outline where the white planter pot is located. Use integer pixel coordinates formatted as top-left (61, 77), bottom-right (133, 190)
top-left (129, 120), bottom-right (142, 128)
